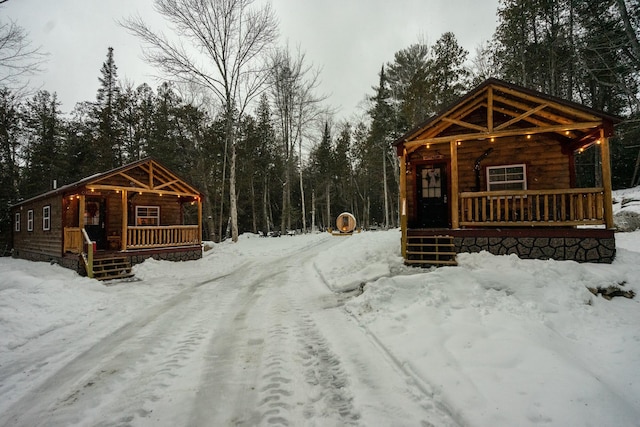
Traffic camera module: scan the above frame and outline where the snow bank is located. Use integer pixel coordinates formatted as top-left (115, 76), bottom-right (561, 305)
top-left (342, 248), bottom-right (640, 426)
top-left (313, 229), bottom-right (405, 292)
top-left (613, 186), bottom-right (640, 231)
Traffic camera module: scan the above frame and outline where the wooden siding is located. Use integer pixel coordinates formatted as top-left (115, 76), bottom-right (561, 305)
top-left (405, 135), bottom-right (571, 225)
top-left (12, 194), bottom-right (63, 258)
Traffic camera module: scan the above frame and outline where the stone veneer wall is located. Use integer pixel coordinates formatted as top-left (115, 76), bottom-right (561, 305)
top-left (127, 247), bottom-right (202, 265)
top-left (13, 246), bottom-right (203, 276)
top-left (453, 234), bottom-right (616, 263)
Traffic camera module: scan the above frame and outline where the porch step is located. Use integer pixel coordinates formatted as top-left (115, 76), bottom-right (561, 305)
top-left (92, 256), bottom-right (134, 281)
top-left (405, 235), bottom-right (458, 267)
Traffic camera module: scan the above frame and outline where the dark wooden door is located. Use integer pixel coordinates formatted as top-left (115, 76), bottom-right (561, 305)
top-left (417, 164), bottom-right (449, 228)
top-left (84, 198), bottom-right (107, 250)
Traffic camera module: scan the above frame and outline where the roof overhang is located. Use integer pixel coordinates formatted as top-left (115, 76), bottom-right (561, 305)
top-left (394, 78), bottom-right (621, 156)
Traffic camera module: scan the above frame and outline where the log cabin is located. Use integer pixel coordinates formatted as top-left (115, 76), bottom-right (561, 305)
top-left (394, 78), bottom-right (621, 266)
top-left (11, 158), bottom-right (204, 280)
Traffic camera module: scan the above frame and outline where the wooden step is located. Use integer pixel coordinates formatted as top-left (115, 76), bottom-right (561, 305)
top-left (404, 234), bottom-right (458, 267)
top-left (92, 256), bottom-right (134, 281)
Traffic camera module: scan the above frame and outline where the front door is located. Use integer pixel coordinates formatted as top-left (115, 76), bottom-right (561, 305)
top-left (84, 198), bottom-right (107, 250)
top-left (417, 163), bottom-right (449, 228)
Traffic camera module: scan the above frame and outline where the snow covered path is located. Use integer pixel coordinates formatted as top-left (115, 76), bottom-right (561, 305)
top-left (0, 235), bottom-right (455, 427)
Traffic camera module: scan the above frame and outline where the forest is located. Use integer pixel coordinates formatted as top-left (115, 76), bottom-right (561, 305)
top-left (1, 0), bottom-right (639, 246)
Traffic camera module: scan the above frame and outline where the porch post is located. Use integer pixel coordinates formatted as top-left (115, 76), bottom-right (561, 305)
top-left (450, 140), bottom-right (460, 229)
top-left (600, 129), bottom-right (614, 229)
top-left (121, 190), bottom-right (128, 251)
top-left (400, 149), bottom-right (407, 258)
top-left (78, 195), bottom-right (85, 228)
top-left (198, 195), bottom-right (203, 244)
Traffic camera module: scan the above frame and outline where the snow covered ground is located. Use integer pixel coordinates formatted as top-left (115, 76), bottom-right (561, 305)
top-left (2, 201), bottom-right (640, 425)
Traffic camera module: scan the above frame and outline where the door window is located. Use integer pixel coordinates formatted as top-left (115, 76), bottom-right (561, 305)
top-left (84, 201), bottom-right (101, 225)
top-left (421, 167), bottom-right (442, 198)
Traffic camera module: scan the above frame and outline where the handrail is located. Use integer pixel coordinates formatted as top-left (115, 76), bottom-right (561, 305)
top-left (81, 228), bottom-right (94, 278)
top-left (459, 187), bottom-right (607, 227)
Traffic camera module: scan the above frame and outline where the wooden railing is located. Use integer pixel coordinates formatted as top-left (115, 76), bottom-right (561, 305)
top-left (127, 225), bottom-right (200, 249)
top-left (81, 228), bottom-right (95, 279)
top-left (459, 188), bottom-right (606, 227)
top-left (64, 227), bottom-right (83, 253)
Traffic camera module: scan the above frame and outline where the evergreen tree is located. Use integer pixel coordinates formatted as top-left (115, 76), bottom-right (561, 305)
top-left (0, 88), bottom-right (21, 247)
top-left (20, 90), bottom-right (64, 197)
top-left (431, 32), bottom-right (470, 109)
top-left (92, 47), bottom-right (122, 171)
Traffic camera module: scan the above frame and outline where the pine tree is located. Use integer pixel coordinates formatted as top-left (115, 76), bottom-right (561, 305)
top-left (20, 90), bottom-right (64, 197)
top-left (92, 47), bottom-right (122, 171)
top-left (0, 88), bottom-right (21, 247)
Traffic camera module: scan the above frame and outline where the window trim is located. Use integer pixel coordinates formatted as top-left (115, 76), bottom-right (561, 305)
top-left (15, 212), bottom-right (20, 232)
top-left (27, 209), bottom-right (34, 232)
top-left (135, 205), bottom-right (160, 226)
top-left (42, 205), bottom-right (51, 231)
top-left (486, 163), bottom-right (527, 192)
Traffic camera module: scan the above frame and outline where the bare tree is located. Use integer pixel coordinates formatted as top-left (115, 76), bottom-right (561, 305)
top-left (269, 45), bottom-right (326, 233)
top-left (0, 17), bottom-right (46, 90)
top-left (122, 0), bottom-right (277, 242)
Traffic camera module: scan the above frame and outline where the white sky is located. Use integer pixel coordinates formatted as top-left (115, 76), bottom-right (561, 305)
top-left (3, 0), bottom-right (500, 119)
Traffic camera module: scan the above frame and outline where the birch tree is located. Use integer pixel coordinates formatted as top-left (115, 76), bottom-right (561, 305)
top-left (122, 0), bottom-right (277, 242)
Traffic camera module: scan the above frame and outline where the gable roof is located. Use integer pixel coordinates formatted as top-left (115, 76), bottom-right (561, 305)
top-left (394, 78), bottom-right (622, 154)
top-left (12, 157), bottom-right (203, 208)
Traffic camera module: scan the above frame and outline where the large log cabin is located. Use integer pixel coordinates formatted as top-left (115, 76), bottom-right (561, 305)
top-left (394, 78), bottom-right (620, 266)
top-left (11, 158), bottom-right (203, 280)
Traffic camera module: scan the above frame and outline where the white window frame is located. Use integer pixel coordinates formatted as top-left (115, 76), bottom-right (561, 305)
top-left (42, 205), bottom-right (51, 231)
top-left (27, 209), bottom-right (34, 232)
top-left (135, 205), bottom-right (160, 226)
top-left (486, 164), bottom-right (527, 192)
top-left (15, 212), bottom-right (20, 232)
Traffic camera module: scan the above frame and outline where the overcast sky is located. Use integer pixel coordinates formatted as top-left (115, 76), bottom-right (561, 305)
top-left (3, 0), bottom-right (500, 119)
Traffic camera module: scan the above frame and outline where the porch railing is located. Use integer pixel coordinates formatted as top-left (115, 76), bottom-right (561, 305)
top-left (64, 227), bottom-right (83, 253)
top-left (459, 187), bottom-right (606, 227)
top-left (127, 225), bottom-right (200, 249)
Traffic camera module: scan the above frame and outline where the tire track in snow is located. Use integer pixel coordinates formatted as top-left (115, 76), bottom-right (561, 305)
top-left (311, 262), bottom-right (462, 426)
top-left (0, 267), bottom-right (246, 427)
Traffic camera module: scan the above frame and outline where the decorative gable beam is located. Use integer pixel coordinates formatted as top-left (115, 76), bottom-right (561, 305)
top-left (494, 104), bottom-right (550, 131)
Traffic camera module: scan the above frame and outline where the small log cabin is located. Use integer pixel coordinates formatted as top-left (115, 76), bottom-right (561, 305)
top-left (11, 158), bottom-right (203, 279)
top-left (394, 78), bottom-right (620, 266)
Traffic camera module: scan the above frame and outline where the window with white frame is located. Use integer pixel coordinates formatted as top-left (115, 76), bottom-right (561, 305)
top-left (15, 213), bottom-right (20, 232)
top-left (27, 210), bottom-right (34, 231)
top-left (486, 164), bottom-right (527, 191)
top-left (135, 206), bottom-right (160, 226)
top-left (42, 205), bottom-right (51, 231)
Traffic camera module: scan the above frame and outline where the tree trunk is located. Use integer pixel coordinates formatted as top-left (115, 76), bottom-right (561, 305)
top-left (326, 182), bottom-right (331, 230)
top-left (299, 141), bottom-right (306, 233)
top-left (230, 141), bottom-right (239, 242)
top-left (311, 189), bottom-right (316, 233)
top-left (383, 147), bottom-right (390, 228)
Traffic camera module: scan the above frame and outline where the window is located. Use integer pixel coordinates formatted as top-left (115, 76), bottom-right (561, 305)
top-left (15, 213), bottom-right (20, 232)
top-left (27, 210), bottom-right (34, 232)
top-left (43, 205), bottom-right (51, 231)
top-left (135, 206), bottom-right (160, 226)
top-left (487, 164), bottom-right (527, 191)
top-left (421, 166), bottom-right (442, 198)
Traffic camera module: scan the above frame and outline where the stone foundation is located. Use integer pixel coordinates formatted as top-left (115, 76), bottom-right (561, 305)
top-left (13, 246), bottom-right (203, 276)
top-left (453, 230), bottom-right (615, 263)
top-left (408, 228), bottom-right (616, 264)
top-left (126, 246), bottom-right (203, 265)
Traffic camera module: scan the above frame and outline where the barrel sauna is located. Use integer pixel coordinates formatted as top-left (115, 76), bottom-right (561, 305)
top-left (335, 212), bottom-right (357, 234)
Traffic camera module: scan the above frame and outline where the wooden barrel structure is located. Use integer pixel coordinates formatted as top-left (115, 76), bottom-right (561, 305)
top-left (334, 212), bottom-right (357, 234)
